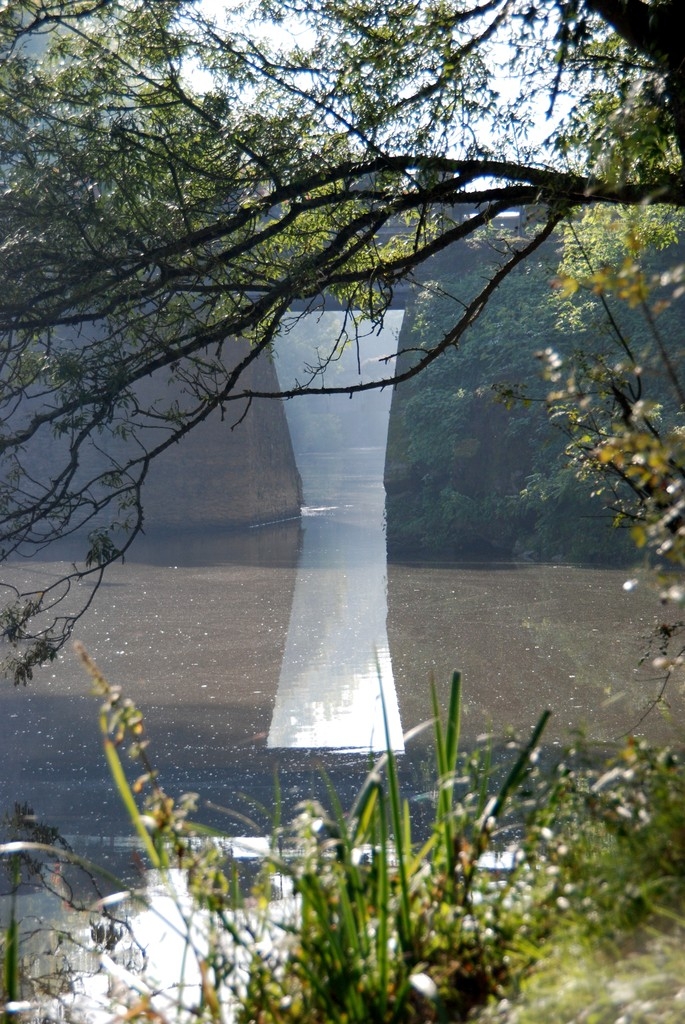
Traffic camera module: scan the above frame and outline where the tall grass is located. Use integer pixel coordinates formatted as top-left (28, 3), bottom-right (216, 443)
top-left (237, 672), bottom-right (550, 1023)
top-left (76, 652), bottom-right (552, 1022)
top-left (3, 649), bottom-right (685, 1024)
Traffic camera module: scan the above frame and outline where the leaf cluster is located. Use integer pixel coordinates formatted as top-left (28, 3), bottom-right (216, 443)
top-left (2, 1), bottom-right (685, 677)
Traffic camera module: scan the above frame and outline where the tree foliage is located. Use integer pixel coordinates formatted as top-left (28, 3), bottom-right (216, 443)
top-left (386, 205), bottom-right (685, 563)
top-left (544, 206), bottom-right (685, 576)
top-left (385, 231), bottom-right (603, 561)
top-left (1, 0), bottom-right (684, 680)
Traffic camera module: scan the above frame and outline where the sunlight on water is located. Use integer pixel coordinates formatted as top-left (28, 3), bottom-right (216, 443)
top-left (269, 312), bottom-right (404, 751)
top-left (267, 460), bottom-right (404, 752)
top-left (269, 640), bottom-right (402, 751)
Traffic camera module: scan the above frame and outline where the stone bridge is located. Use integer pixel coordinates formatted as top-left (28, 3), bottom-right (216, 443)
top-left (131, 204), bottom-right (530, 532)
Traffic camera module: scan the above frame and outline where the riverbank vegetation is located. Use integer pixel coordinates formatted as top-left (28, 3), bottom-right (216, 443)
top-left (2, 652), bottom-right (685, 1023)
top-left (386, 204), bottom-right (685, 564)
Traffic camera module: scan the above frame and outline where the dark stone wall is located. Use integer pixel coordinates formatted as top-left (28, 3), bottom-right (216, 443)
top-left (142, 343), bottom-right (302, 531)
top-left (7, 340), bottom-right (302, 546)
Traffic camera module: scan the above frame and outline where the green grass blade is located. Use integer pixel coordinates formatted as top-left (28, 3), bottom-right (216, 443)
top-left (102, 737), bottom-right (162, 869)
top-left (476, 740), bottom-right (493, 819)
top-left (431, 673), bottom-right (464, 879)
top-left (445, 671), bottom-right (462, 774)
top-left (353, 775), bottom-right (381, 845)
top-left (380, 679), bottom-right (412, 947)
top-left (2, 858), bottom-right (20, 1019)
top-left (376, 794), bottom-right (390, 1019)
top-left (476, 709), bottom-right (551, 850)
top-left (2, 917), bottom-right (19, 1021)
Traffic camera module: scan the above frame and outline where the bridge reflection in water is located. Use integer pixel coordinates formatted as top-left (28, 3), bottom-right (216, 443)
top-left (268, 449), bottom-right (402, 751)
top-left (269, 312), bottom-right (404, 751)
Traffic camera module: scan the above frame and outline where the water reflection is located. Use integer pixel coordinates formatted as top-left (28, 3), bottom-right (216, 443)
top-left (269, 311), bottom-right (404, 751)
top-left (268, 450), bottom-right (402, 751)
top-left (2, 306), bottom-right (685, 852)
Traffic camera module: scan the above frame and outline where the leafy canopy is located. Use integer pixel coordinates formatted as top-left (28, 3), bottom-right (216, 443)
top-left (1, 0), bottom-right (684, 680)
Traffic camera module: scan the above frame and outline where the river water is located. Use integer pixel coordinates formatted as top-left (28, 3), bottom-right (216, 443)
top-left (3, 317), bottom-right (685, 1024)
top-left (3, 307), bottom-right (685, 979)
top-left (2, 454), bottom-right (684, 865)
top-left (2, 437), bottom-right (685, 1016)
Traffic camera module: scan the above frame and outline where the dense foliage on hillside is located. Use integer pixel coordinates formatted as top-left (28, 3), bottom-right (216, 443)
top-left (386, 207), bottom-right (685, 563)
